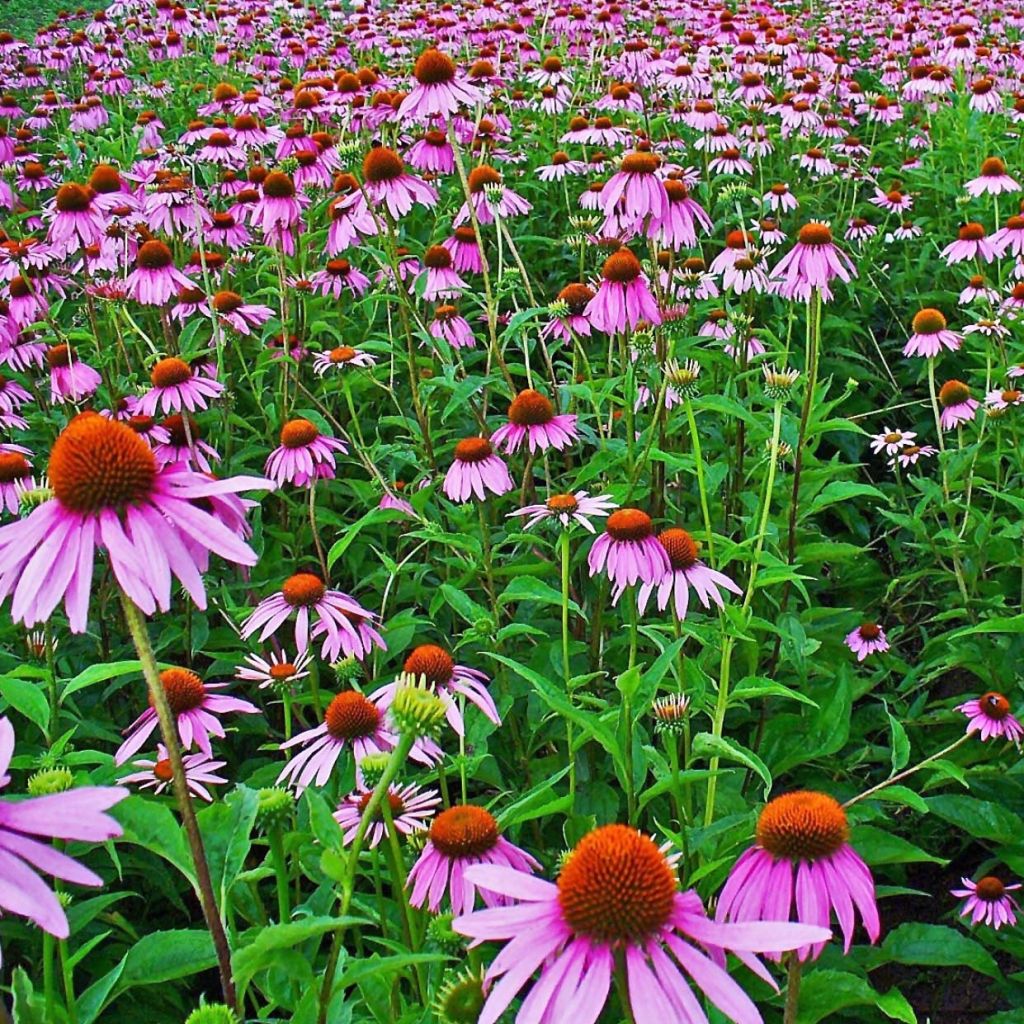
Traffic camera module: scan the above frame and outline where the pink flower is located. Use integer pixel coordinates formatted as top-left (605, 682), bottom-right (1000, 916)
top-left (235, 648), bottom-right (312, 690)
top-left (126, 241), bottom-right (194, 306)
top-left (372, 643), bottom-right (501, 735)
top-left (334, 782), bottom-right (440, 848)
top-left (965, 157), bottom-right (1020, 197)
top-left (265, 418), bottom-right (348, 487)
top-left (240, 572), bottom-right (385, 662)
top-left (409, 804), bottom-right (539, 915)
top-left (443, 437), bottom-right (513, 503)
top-left (309, 259), bottom-right (371, 299)
top-left (489, 389), bottom-right (578, 455)
top-left (46, 344), bottom-right (102, 404)
top-left (277, 689), bottom-right (439, 792)
top-left (211, 290), bottom-right (274, 335)
top-left (717, 791), bottom-right (879, 962)
top-left (844, 623), bottom-right (890, 660)
top-left (770, 222), bottom-right (856, 302)
top-left (588, 508), bottom-right (671, 591)
top-left (585, 248), bottom-right (662, 334)
top-left (397, 49), bottom-right (483, 122)
top-left (115, 667), bottom-right (259, 764)
top-left (137, 356), bottom-right (225, 416)
top-left (0, 414), bottom-right (273, 632)
top-left (938, 379), bottom-right (979, 430)
top-left (119, 744), bottom-right (228, 802)
top-left (313, 346), bottom-right (377, 375)
top-left (940, 223), bottom-right (997, 265)
top-left (600, 151), bottom-right (670, 238)
top-left (47, 183), bottom-right (107, 253)
top-left (508, 491), bottom-right (616, 533)
top-left (361, 145), bottom-right (438, 219)
top-left (634, 528), bottom-right (741, 618)
top-left (418, 245), bottom-right (467, 301)
top-left (952, 876), bottom-right (1021, 929)
top-left (0, 716), bottom-right (127, 946)
top-left (430, 305), bottom-right (476, 349)
top-left (454, 165), bottom-right (531, 226)
top-left (454, 824), bottom-right (830, 1023)
top-left (955, 692), bottom-right (1024, 746)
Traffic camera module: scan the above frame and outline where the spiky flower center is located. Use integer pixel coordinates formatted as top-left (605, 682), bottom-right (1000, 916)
top-left (424, 245), bottom-right (453, 270)
top-left (602, 248), bottom-right (642, 284)
top-left (557, 282), bottom-right (594, 313)
top-left (363, 145), bottom-right (404, 183)
top-left (958, 222), bottom-right (986, 241)
top-left (151, 356), bottom-right (192, 388)
top-left (981, 157), bottom-right (1007, 177)
top-left (558, 824), bottom-right (677, 943)
top-left (756, 791), bottom-right (849, 861)
top-left (797, 222), bottom-right (833, 246)
top-left (55, 183), bottom-right (93, 212)
top-left (606, 508), bottom-right (653, 542)
top-left (508, 389), bottom-right (554, 426)
top-left (281, 572), bottom-right (326, 607)
top-left (270, 662), bottom-right (298, 681)
top-left (979, 691), bottom-right (1011, 721)
top-left (137, 240), bottom-right (173, 269)
top-left (329, 346), bottom-right (357, 363)
top-left (454, 437), bottom-right (493, 463)
top-left (280, 418), bottom-right (320, 448)
top-left (153, 668), bottom-right (206, 714)
top-left (858, 623), bottom-right (881, 640)
top-left (414, 48), bottom-right (456, 85)
top-left (263, 171), bottom-right (295, 198)
top-left (546, 493), bottom-right (579, 514)
top-left (49, 414), bottom-right (156, 514)
top-left (975, 876), bottom-right (1007, 901)
top-left (912, 308), bottom-right (946, 335)
top-left (939, 380), bottom-right (971, 407)
top-left (429, 805), bottom-right (499, 858)
top-left (620, 151), bottom-right (659, 175)
top-left (153, 758), bottom-right (174, 782)
top-left (468, 165), bottom-right (502, 193)
top-left (404, 643), bottom-right (455, 686)
top-left (89, 163), bottom-right (122, 193)
top-left (356, 790), bottom-right (406, 817)
top-left (659, 528), bottom-right (699, 569)
top-left (1002, 389), bottom-right (1022, 404)
top-left (324, 691), bottom-right (380, 740)
top-left (0, 452), bottom-right (31, 483)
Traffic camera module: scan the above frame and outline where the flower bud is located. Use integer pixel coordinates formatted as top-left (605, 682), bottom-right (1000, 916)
top-left (390, 677), bottom-right (446, 739)
top-left (255, 787), bottom-right (294, 833)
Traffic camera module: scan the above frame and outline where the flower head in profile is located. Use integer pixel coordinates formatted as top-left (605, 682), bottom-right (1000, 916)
top-left (334, 782), bottom-right (440, 848)
top-left (770, 222), bottom-right (856, 302)
top-left (397, 49), bottom-right (483, 123)
top-left (717, 791), bottom-right (879, 962)
top-left (489, 389), bottom-right (578, 455)
top-left (0, 413), bottom-right (273, 633)
top-left (965, 157), bottom-right (1020, 197)
top-left (844, 622), bottom-right (890, 661)
top-left (634, 528), bottom-right (741, 619)
top-left (362, 145), bottom-right (438, 219)
top-left (443, 437), bottom-right (513, 503)
top-left (137, 356), bottom-right (225, 416)
top-left (313, 346), bottom-right (377, 376)
top-left (507, 491), bottom-right (616, 533)
top-left (0, 717), bottom-right (127, 950)
top-left (952, 875), bottom-right (1021, 929)
top-left (119, 745), bottom-right (227, 802)
top-left (956, 692), bottom-right (1024, 747)
top-left (938, 379), bottom-right (979, 430)
top-left (903, 309), bottom-right (962, 358)
top-left (409, 804), bottom-right (539, 916)
top-left (265, 418), bottom-right (348, 488)
top-left (588, 508), bottom-right (671, 592)
top-left (115, 667), bottom-right (259, 764)
top-left (585, 248), bottom-right (661, 334)
top-left (454, 823), bottom-right (830, 1024)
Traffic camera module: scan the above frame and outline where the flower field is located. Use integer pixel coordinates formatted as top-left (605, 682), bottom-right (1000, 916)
top-left (0, 0), bottom-right (1023, 1022)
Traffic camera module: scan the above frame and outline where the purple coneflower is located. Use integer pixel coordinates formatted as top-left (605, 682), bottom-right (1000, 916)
top-left (137, 356), bottom-right (225, 416)
top-left (770, 222), bottom-right (856, 302)
top-left (508, 491), bottom-right (616, 533)
top-left (0, 716), bottom-right (126, 947)
top-left (601, 150), bottom-right (669, 237)
top-left (265, 418), bottom-right (348, 487)
top-left (844, 622), bottom-right (890, 660)
top-left (489, 389), bottom-right (578, 455)
top-left (409, 804), bottom-right (539, 915)
top-left (418, 245), bottom-right (466, 301)
top-left (211, 290), bottom-right (274, 335)
top-left (941, 222), bottom-right (997, 265)
top-left (0, 414), bottom-right (271, 632)
top-left (46, 344), bottom-right (102, 404)
top-left (235, 648), bottom-right (312, 690)
top-left (965, 157), bottom-right (1020, 197)
top-left (889, 444), bottom-right (938, 469)
top-left (313, 345), bottom-right (377, 375)
top-left (362, 145), bottom-right (437, 219)
top-left (938, 379), bottom-right (979, 430)
top-left (634, 528), bottom-right (741, 619)
top-left (588, 508), bottom-right (671, 591)
top-left (126, 241), bottom-right (194, 306)
top-left (442, 437), bottom-right (513, 503)
top-left (115, 667), bottom-right (259, 764)
top-left (952, 876), bottom-right (1021, 929)
top-left (956, 692), bottom-right (1024, 746)
top-left (586, 248), bottom-right (661, 334)
top-left (334, 782), bottom-right (440, 848)
top-left (454, 823), bottom-right (830, 1023)
top-left (397, 49), bottom-right (482, 122)
top-left (241, 572), bottom-right (384, 662)
top-left (717, 791), bottom-right (879, 961)
top-left (904, 308), bottom-right (961, 358)
top-left (47, 183), bottom-right (107, 252)
top-left (309, 259), bottom-right (371, 299)
top-left (0, 449), bottom-right (33, 514)
top-left (119, 745), bottom-right (227, 802)
top-left (870, 428), bottom-right (916, 456)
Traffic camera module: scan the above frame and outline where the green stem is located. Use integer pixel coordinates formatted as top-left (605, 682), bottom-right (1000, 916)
top-left (843, 734), bottom-right (971, 809)
top-left (560, 530), bottom-right (576, 799)
top-left (685, 399), bottom-right (716, 566)
top-left (119, 593), bottom-right (236, 1011)
top-left (783, 954), bottom-right (802, 1024)
top-left (268, 825), bottom-right (290, 924)
top-left (43, 931), bottom-right (56, 1023)
top-left (59, 937), bottom-right (76, 1024)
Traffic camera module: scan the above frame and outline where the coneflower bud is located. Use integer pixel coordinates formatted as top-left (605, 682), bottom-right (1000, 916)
top-left (359, 752), bottom-right (390, 788)
top-left (762, 363), bottom-right (801, 400)
top-left (433, 968), bottom-right (486, 1024)
top-left (27, 766), bottom-right (75, 796)
top-left (652, 694), bottom-right (689, 734)
top-left (390, 678), bottom-right (447, 738)
top-left (255, 787), bottom-right (295, 833)
top-left (426, 912), bottom-right (464, 953)
top-left (184, 1005), bottom-right (238, 1024)
top-left (331, 655), bottom-right (363, 685)
top-left (666, 359), bottom-right (701, 397)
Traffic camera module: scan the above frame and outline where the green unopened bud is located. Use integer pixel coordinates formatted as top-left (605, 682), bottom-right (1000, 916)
top-left (390, 677), bottom-right (447, 738)
top-left (27, 767), bottom-right (74, 797)
top-left (426, 911), bottom-right (463, 954)
top-left (434, 968), bottom-right (486, 1023)
top-left (762, 363), bottom-right (801, 401)
top-left (359, 752), bottom-right (390, 788)
top-left (652, 694), bottom-right (690, 735)
top-left (184, 1005), bottom-right (238, 1024)
top-left (18, 482), bottom-right (54, 515)
top-left (57, 891), bottom-right (73, 910)
top-left (278, 156), bottom-right (299, 174)
top-left (255, 787), bottom-right (294, 833)
top-left (331, 656), bottom-right (363, 686)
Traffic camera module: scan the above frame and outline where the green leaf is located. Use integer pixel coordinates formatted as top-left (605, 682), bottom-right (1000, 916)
top-left (498, 575), bottom-right (582, 616)
top-left (197, 786), bottom-right (258, 906)
top-left (11, 967), bottom-right (46, 1024)
top-left (61, 660), bottom-right (147, 700)
top-left (806, 481), bottom-right (887, 516)
top-left (691, 733), bottom-right (772, 798)
top-left (880, 923), bottom-right (999, 978)
top-left (336, 952), bottom-right (450, 990)
top-left (926, 795), bottom-right (1024, 844)
top-left (797, 969), bottom-right (916, 1024)
top-left (850, 824), bottom-right (942, 865)
top-left (0, 675), bottom-right (49, 733)
top-left (233, 917), bottom-right (361, 994)
top-left (112, 796), bottom-right (195, 887)
top-left (887, 709), bottom-right (911, 771)
top-left (730, 677), bottom-right (819, 708)
top-left (615, 666), bottom-right (642, 700)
